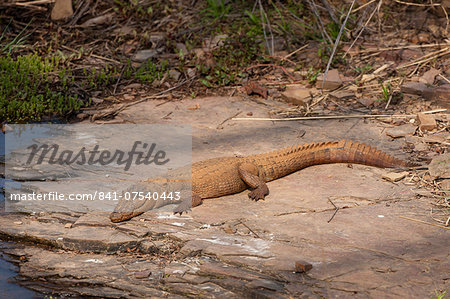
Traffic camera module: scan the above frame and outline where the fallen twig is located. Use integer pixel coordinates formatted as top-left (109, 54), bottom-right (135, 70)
top-left (90, 78), bottom-right (193, 120)
top-left (238, 220), bottom-right (261, 238)
top-left (399, 216), bottom-right (449, 229)
top-left (68, 0), bottom-right (92, 26)
top-left (392, 0), bottom-right (440, 7)
top-left (275, 0), bottom-right (313, 29)
top-left (113, 65), bottom-right (125, 94)
top-left (233, 115), bottom-right (414, 121)
top-left (327, 198), bottom-right (339, 223)
top-left (352, 0), bottom-right (377, 13)
top-left (127, 78), bottom-right (193, 108)
top-left (233, 109), bottom-right (446, 121)
top-left (13, 0), bottom-right (54, 9)
top-left (344, 0), bottom-right (381, 58)
top-left (284, 44), bottom-right (309, 59)
top-left (217, 111), bottom-right (242, 129)
top-left (13, 0), bottom-right (54, 4)
top-left (358, 43), bottom-right (449, 53)
top-left (438, 73), bottom-right (450, 84)
top-left (60, 44), bottom-right (121, 64)
top-left (320, 0), bottom-right (339, 26)
top-left (90, 53), bottom-right (121, 65)
top-left (397, 47), bottom-right (450, 69)
top-left (244, 64), bottom-right (297, 82)
top-left (417, 108), bottom-right (447, 114)
top-left (385, 77), bottom-right (405, 110)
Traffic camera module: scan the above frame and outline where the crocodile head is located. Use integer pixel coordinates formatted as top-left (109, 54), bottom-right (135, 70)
top-left (110, 211), bottom-right (140, 223)
top-left (109, 193), bottom-right (151, 222)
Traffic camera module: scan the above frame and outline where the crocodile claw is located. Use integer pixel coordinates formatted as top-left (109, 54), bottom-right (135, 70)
top-left (173, 199), bottom-right (192, 215)
top-left (248, 186), bottom-right (269, 201)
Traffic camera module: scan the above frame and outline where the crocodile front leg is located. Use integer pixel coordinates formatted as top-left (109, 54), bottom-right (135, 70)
top-left (173, 193), bottom-right (202, 215)
top-left (238, 162), bottom-right (269, 201)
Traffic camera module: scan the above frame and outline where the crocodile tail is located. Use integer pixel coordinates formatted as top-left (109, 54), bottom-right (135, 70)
top-left (255, 139), bottom-right (419, 181)
top-left (325, 139), bottom-right (418, 168)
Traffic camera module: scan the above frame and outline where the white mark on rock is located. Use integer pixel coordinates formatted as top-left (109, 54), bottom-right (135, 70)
top-left (196, 238), bottom-right (230, 246)
top-left (172, 270), bottom-right (184, 274)
top-left (84, 259), bottom-right (104, 264)
top-left (196, 236), bottom-right (270, 255)
top-left (378, 215), bottom-right (385, 218)
top-left (76, 133), bottom-right (96, 143)
top-left (171, 222), bottom-right (185, 227)
top-left (156, 214), bottom-right (185, 219)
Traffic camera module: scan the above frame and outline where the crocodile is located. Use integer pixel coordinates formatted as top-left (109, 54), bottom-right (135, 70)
top-left (110, 139), bottom-right (418, 222)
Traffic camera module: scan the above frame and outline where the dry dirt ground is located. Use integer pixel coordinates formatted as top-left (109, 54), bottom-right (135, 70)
top-left (1, 95), bottom-right (448, 298)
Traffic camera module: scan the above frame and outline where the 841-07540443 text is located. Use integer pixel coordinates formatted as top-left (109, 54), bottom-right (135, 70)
top-left (7, 191), bottom-right (182, 201)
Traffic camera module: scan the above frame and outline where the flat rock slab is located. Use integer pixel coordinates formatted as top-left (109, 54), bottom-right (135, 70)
top-left (385, 123), bottom-right (417, 138)
top-left (1, 96), bottom-right (447, 297)
top-left (428, 153), bottom-right (450, 179)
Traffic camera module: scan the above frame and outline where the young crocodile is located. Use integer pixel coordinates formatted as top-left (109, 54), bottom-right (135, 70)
top-left (110, 139), bottom-right (417, 222)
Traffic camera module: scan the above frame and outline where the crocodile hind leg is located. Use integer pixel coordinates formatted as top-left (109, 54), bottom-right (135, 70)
top-left (238, 162), bottom-right (269, 201)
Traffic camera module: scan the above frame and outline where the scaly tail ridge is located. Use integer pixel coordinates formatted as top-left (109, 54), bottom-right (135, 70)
top-left (331, 139), bottom-right (417, 168)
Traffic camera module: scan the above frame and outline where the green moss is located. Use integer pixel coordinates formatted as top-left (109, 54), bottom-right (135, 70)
top-left (134, 60), bottom-right (168, 83)
top-left (0, 54), bottom-right (87, 122)
top-left (113, 0), bottom-right (155, 18)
